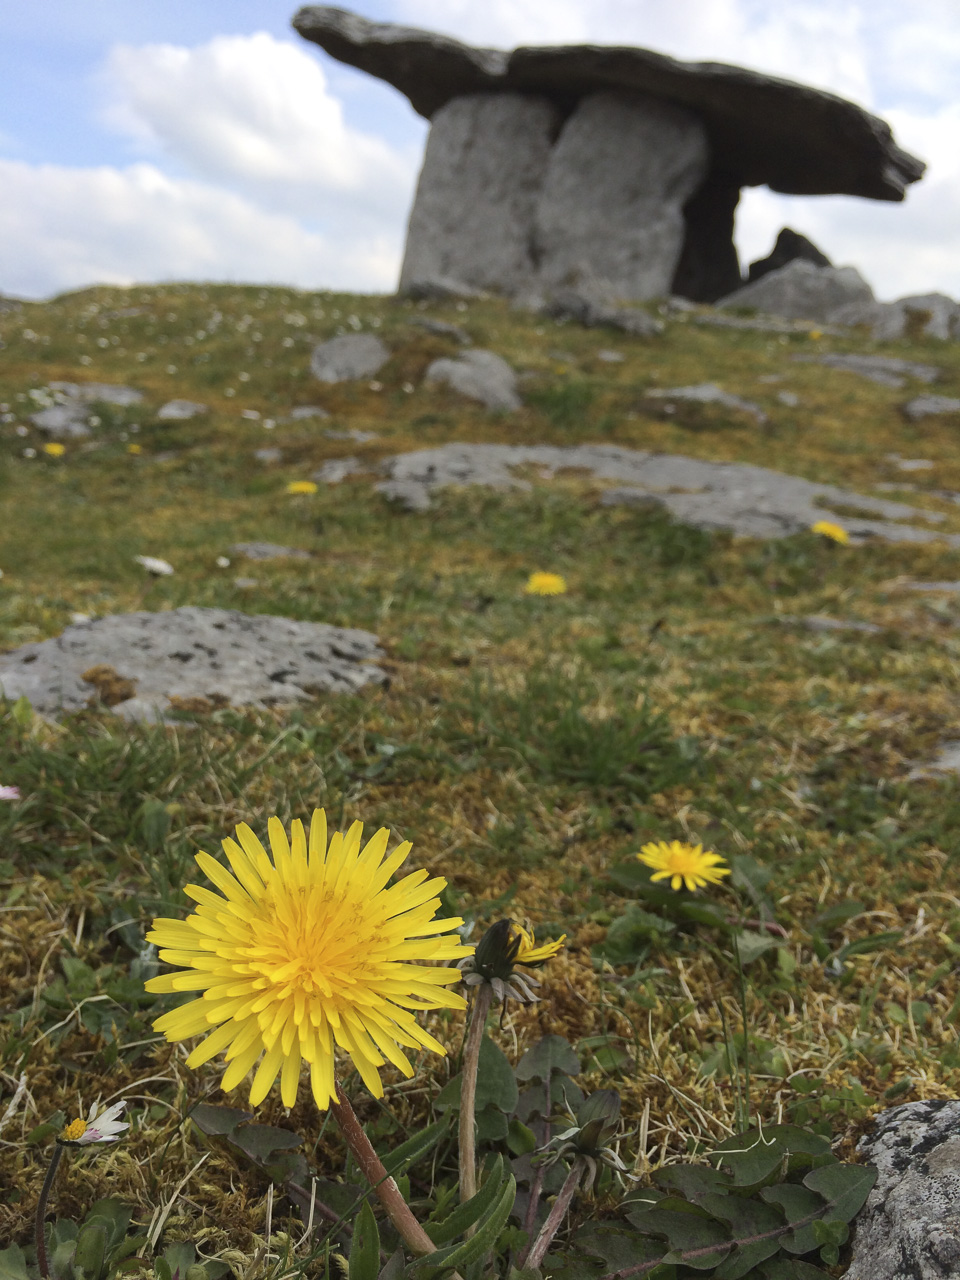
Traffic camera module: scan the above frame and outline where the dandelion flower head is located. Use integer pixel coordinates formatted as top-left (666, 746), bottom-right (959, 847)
top-left (511, 922), bottom-right (566, 968)
top-left (637, 840), bottom-right (731, 892)
top-left (59, 1100), bottom-right (127, 1146)
top-left (811, 520), bottom-right (850, 545)
top-left (42, 442), bottom-right (66, 458)
top-left (286, 480), bottom-right (318, 495)
top-left (145, 811), bottom-right (473, 1110)
top-left (524, 571), bottom-right (567, 596)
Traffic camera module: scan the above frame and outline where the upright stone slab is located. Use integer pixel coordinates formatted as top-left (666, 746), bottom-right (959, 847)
top-left (532, 92), bottom-right (709, 300)
top-left (399, 93), bottom-right (560, 296)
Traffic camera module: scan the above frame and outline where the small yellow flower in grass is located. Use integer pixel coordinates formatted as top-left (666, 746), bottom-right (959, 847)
top-left (524, 571), bottom-right (567, 596)
top-left (637, 840), bottom-right (731, 892)
top-left (42, 442), bottom-right (65, 457)
top-left (811, 519), bottom-right (850, 545)
top-left (286, 480), bottom-right (318, 495)
top-left (808, 329), bottom-right (823, 340)
top-left (127, 443), bottom-right (142, 455)
top-left (145, 811), bottom-right (473, 1110)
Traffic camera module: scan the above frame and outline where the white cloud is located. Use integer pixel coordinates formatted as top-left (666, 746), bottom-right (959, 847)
top-left (100, 32), bottom-right (419, 221)
top-left (0, 158), bottom-right (402, 299)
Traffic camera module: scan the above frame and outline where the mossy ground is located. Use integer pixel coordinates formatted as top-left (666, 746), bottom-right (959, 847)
top-left (2, 282), bottom-right (960, 1266)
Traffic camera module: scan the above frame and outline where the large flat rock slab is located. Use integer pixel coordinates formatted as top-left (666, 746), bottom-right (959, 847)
top-left (352, 443), bottom-right (960, 545)
top-left (0, 607), bottom-right (386, 721)
top-left (293, 6), bottom-right (923, 200)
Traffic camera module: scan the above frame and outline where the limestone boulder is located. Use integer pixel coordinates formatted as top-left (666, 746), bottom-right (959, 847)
top-left (424, 349), bottom-right (521, 411)
top-left (832, 292), bottom-right (960, 341)
top-left (847, 1100), bottom-right (960, 1280)
top-left (310, 333), bottom-right (389, 383)
top-left (0, 607), bottom-right (386, 720)
top-left (399, 94), bottom-right (560, 296)
top-left (716, 259), bottom-right (875, 322)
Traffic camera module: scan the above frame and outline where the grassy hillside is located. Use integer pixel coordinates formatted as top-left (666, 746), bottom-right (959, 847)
top-left (2, 281), bottom-right (960, 1272)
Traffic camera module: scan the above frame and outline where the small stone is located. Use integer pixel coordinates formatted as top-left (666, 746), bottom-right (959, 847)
top-left (645, 382), bottom-right (767, 424)
top-left (410, 316), bottom-right (471, 344)
top-left (781, 614), bottom-right (882, 634)
top-left (310, 334), bottom-right (389, 383)
top-left (135, 555), bottom-right (174, 576)
top-left (241, 409), bottom-right (261, 420)
top-left (902, 395), bottom-right (960, 423)
top-left (792, 352), bottom-right (940, 388)
top-left (234, 578), bottom-right (258, 589)
top-left (229, 542), bottom-right (311, 561)
top-left (284, 405), bottom-right (331, 421)
top-left (254, 448), bottom-right (283, 464)
top-left (313, 457), bottom-right (364, 484)
top-left (596, 349), bottom-right (625, 363)
top-left (424, 348), bottom-right (521, 411)
top-left (776, 391), bottom-right (799, 407)
top-left (375, 479), bottom-right (433, 511)
top-left (157, 399), bottom-right (208, 420)
top-left (324, 428), bottom-right (379, 443)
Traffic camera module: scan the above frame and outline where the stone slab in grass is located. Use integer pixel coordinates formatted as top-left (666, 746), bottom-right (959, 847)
top-left (370, 443), bottom-right (960, 545)
top-left (0, 606), bottom-right (386, 722)
top-left (791, 352), bottom-right (941, 388)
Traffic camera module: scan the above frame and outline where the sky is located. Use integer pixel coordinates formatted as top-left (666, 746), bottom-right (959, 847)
top-left (1, 1), bottom-right (959, 303)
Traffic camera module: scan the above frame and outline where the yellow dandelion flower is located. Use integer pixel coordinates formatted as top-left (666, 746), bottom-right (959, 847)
top-left (524, 571), bottom-right (567, 596)
top-left (145, 811), bottom-right (473, 1111)
top-left (286, 480), bottom-right (318, 495)
top-left (808, 329), bottom-right (822, 340)
top-left (42, 442), bottom-right (66, 457)
top-left (511, 922), bottom-right (566, 967)
top-left (127, 443), bottom-right (142, 455)
top-left (636, 840), bottom-right (731, 892)
top-left (810, 520), bottom-right (850, 545)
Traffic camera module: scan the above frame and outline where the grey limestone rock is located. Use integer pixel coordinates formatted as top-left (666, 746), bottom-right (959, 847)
top-left (30, 403), bottom-right (92, 439)
top-left (547, 286), bottom-right (664, 336)
top-left (716, 259), bottom-right (875, 322)
top-left (791, 352), bottom-right (941, 388)
top-left (0, 607), bottom-right (385, 720)
top-left (399, 93), bottom-right (560, 296)
top-left (229, 542), bottom-right (311, 561)
top-left (645, 382), bottom-right (768, 424)
top-left (409, 316), bottom-right (471, 344)
top-left (781, 614), bottom-right (882, 634)
top-left (902, 395), bottom-right (960, 422)
top-left (375, 478), bottom-right (433, 511)
top-left (284, 405), bottom-right (331, 420)
top-left (254, 448), bottom-right (283, 464)
top-left (372, 442), bottom-right (960, 546)
top-left (747, 227), bottom-right (831, 282)
top-left (157, 399), bottom-right (208, 420)
top-left (424, 349), bottom-right (521, 411)
top-left (313, 456), bottom-right (365, 483)
top-left (846, 1099), bottom-right (960, 1279)
top-left (310, 333), bottom-right (389, 383)
top-left (47, 381), bottom-right (144, 406)
top-left (532, 92), bottom-right (708, 301)
top-left (832, 292), bottom-right (960, 341)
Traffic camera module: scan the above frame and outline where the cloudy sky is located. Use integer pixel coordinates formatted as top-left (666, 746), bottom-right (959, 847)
top-left (1, 0), bottom-right (958, 302)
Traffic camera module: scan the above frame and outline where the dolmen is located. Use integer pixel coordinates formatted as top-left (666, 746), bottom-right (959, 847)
top-left (293, 6), bottom-right (924, 304)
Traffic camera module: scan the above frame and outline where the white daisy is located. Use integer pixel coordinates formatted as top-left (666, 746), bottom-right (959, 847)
top-left (59, 1099), bottom-right (128, 1146)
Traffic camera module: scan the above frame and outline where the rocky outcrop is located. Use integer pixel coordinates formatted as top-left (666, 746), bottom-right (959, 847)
top-left (293, 6), bottom-right (924, 303)
top-left (716, 260), bottom-right (875, 322)
top-left (424, 349), bottom-right (521, 411)
top-left (309, 333), bottom-right (389, 382)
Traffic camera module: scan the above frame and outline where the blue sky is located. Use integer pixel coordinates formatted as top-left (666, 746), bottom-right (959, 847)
top-left (2, 1), bottom-right (958, 301)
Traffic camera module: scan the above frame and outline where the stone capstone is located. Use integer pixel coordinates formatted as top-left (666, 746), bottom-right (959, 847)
top-left (294, 7), bottom-right (924, 302)
top-left (424, 349), bottom-right (521, 411)
top-left (846, 1099), bottom-right (960, 1280)
top-left (0, 607), bottom-right (386, 721)
top-left (327, 442), bottom-right (959, 547)
top-left (747, 227), bottom-right (831, 282)
top-left (716, 259), bottom-right (875, 322)
top-left (309, 333), bottom-right (389, 383)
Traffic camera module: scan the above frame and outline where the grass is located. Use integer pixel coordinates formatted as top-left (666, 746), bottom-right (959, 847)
top-left (2, 280), bottom-right (960, 1266)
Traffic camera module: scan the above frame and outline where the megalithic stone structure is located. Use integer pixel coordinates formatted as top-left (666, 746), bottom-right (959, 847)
top-left (292, 6), bottom-right (925, 304)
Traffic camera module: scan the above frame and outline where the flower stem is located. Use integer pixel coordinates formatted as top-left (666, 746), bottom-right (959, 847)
top-left (459, 983), bottom-right (493, 1205)
top-left (35, 1142), bottom-right (64, 1279)
top-left (330, 1083), bottom-right (436, 1258)
top-left (525, 1157), bottom-right (584, 1271)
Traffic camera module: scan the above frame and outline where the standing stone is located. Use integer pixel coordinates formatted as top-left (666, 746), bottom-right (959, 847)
top-left (399, 93), bottom-right (560, 296)
top-left (532, 92), bottom-right (708, 300)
